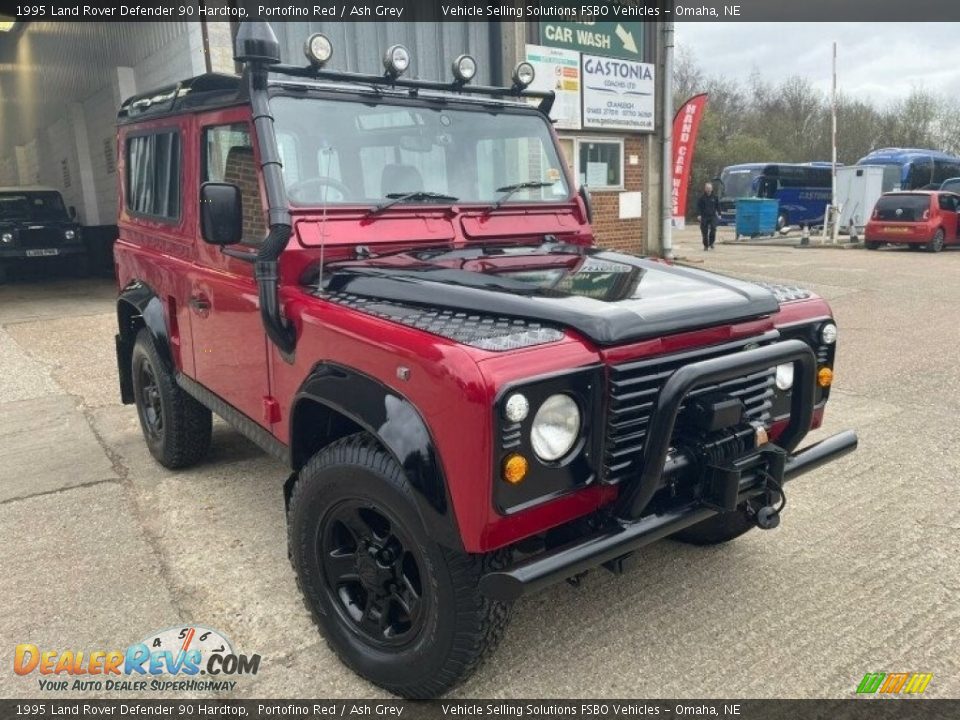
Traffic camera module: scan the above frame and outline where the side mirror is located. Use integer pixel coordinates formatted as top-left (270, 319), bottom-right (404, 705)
top-left (200, 183), bottom-right (242, 246)
top-left (68, 206), bottom-right (77, 220)
top-left (578, 184), bottom-right (594, 224)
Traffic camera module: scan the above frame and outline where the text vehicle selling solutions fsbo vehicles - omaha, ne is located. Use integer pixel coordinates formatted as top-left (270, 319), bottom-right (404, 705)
top-left (112, 22), bottom-right (857, 698)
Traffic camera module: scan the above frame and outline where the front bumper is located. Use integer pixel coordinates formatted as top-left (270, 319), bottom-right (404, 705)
top-left (479, 340), bottom-right (858, 602)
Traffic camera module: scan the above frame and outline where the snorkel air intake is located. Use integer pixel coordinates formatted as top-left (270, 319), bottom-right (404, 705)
top-left (235, 22), bottom-right (297, 357)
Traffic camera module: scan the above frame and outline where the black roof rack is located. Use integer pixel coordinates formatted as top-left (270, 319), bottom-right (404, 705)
top-left (117, 73), bottom-right (242, 123)
top-left (117, 67), bottom-right (555, 125)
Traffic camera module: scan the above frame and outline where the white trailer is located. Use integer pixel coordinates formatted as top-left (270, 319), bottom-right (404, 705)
top-left (837, 165), bottom-right (885, 235)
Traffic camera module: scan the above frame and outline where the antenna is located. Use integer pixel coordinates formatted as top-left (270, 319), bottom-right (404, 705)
top-left (317, 143), bottom-right (333, 292)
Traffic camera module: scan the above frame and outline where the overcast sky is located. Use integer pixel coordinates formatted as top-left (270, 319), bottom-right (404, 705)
top-left (675, 23), bottom-right (960, 105)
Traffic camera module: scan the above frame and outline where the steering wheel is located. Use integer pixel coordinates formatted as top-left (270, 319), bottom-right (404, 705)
top-left (286, 177), bottom-right (351, 204)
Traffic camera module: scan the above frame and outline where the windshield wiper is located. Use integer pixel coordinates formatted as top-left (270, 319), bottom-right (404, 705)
top-left (484, 181), bottom-right (554, 214)
top-left (367, 190), bottom-right (459, 216)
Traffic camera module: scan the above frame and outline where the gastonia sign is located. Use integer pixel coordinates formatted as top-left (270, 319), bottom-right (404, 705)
top-left (581, 54), bottom-right (655, 131)
top-left (540, 20), bottom-right (644, 61)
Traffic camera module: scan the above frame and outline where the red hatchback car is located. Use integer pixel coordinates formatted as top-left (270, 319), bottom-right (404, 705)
top-left (864, 190), bottom-right (960, 252)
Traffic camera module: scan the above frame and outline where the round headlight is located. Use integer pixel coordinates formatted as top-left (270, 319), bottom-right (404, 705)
top-left (821, 322), bottom-right (837, 345)
top-left (503, 393), bottom-right (529, 423)
top-left (512, 61), bottom-right (535, 88)
top-left (775, 362), bottom-right (794, 391)
top-left (1, 232), bottom-right (12, 243)
top-left (452, 54), bottom-right (477, 84)
top-left (64, 229), bottom-right (76, 240)
top-left (303, 33), bottom-right (333, 67)
top-left (383, 44), bottom-right (411, 77)
top-left (530, 394), bottom-right (581, 462)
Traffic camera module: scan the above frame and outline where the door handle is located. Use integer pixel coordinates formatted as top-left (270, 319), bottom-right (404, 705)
top-left (188, 294), bottom-right (211, 313)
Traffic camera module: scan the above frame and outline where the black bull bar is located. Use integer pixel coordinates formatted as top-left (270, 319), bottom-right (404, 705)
top-left (480, 340), bottom-right (858, 602)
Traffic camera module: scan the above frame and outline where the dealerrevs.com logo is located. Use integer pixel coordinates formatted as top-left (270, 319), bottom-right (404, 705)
top-left (13, 626), bottom-right (262, 692)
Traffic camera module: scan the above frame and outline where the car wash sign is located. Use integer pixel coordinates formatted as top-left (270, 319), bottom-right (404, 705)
top-left (540, 21), bottom-right (644, 61)
top-left (581, 54), bottom-right (655, 131)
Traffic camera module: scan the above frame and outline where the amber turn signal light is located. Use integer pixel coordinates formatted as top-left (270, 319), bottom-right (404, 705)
top-left (818, 367), bottom-right (834, 388)
top-left (502, 454), bottom-right (529, 484)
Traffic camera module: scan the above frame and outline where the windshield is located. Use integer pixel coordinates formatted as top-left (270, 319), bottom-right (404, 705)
top-left (0, 192), bottom-right (68, 222)
top-left (270, 95), bottom-right (570, 207)
top-left (719, 167), bottom-right (761, 199)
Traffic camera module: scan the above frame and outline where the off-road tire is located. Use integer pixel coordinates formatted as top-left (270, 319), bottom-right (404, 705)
top-left (672, 507), bottom-right (756, 545)
top-left (928, 228), bottom-right (945, 253)
top-left (864, 241), bottom-right (881, 250)
top-left (288, 433), bottom-right (511, 698)
top-left (131, 328), bottom-right (211, 469)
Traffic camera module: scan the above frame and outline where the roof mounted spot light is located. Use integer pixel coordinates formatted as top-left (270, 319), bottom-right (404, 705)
top-left (452, 54), bottom-right (477, 85)
top-left (512, 62), bottom-right (535, 91)
top-left (304, 33), bottom-right (333, 67)
top-left (383, 44), bottom-right (411, 79)
top-left (234, 21), bottom-right (281, 65)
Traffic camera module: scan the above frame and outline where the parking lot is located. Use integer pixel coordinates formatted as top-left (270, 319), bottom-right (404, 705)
top-left (1, 227), bottom-right (958, 699)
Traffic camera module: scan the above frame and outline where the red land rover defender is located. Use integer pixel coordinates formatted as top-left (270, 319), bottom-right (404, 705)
top-left (113, 23), bottom-right (857, 697)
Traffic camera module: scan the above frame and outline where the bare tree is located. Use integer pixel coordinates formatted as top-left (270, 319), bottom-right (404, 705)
top-left (672, 44), bottom-right (960, 216)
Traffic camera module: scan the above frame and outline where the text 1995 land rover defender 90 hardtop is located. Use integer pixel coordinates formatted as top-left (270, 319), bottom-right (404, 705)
top-left (113, 23), bottom-right (858, 698)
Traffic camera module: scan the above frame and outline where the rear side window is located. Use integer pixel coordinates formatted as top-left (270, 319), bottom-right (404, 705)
top-left (126, 131), bottom-right (181, 220)
top-left (938, 194), bottom-right (958, 212)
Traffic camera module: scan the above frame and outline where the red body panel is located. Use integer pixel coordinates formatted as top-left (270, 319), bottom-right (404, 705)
top-left (116, 104), bottom-right (837, 554)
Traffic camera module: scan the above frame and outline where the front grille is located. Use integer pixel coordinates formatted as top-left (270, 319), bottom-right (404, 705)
top-left (20, 227), bottom-right (64, 249)
top-left (604, 333), bottom-right (778, 484)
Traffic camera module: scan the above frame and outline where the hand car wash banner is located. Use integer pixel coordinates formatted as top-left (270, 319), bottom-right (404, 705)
top-left (671, 93), bottom-right (709, 228)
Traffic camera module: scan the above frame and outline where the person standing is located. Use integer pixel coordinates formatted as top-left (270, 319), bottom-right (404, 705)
top-left (697, 182), bottom-right (721, 250)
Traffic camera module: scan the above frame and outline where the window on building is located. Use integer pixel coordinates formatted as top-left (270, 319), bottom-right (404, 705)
top-left (556, 137), bottom-right (626, 191)
top-left (577, 139), bottom-right (624, 190)
top-left (202, 123), bottom-right (265, 244)
top-left (126, 131), bottom-right (181, 219)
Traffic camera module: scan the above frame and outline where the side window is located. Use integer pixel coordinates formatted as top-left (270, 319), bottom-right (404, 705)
top-left (939, 194), bottom-right (957, 212)
top-left (126, 131), bottom-right (181, 220)
top-left (202, 123), bottom-right (265, 245)
top-left (578, 140), bottom-right (623, 190)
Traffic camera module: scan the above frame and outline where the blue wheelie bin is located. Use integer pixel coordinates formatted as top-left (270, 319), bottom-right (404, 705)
top-left (735, 198), bottom-right (779, 239)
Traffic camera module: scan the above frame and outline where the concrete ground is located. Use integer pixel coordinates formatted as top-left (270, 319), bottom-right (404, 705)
top-left (1, 227), bottom-right (958, 699)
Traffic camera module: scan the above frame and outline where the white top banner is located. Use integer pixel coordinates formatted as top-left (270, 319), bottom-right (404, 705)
top-left (581, 54), bottom-right (656, 132)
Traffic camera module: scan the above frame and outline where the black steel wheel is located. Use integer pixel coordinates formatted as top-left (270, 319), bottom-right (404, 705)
top-left (289, 433), bottom-right (510, 698)
top-left (130, 329), bottom-right (211, 469)
top-left (136, 357), bottom-right (164, 441)
top-left (320, 500), bottom-right (426, 648)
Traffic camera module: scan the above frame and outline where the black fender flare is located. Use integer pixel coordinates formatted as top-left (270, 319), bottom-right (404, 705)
top-left (116, 281), bottom-right (173, 403)
top-left (291, 363), bottom-right (463, 551)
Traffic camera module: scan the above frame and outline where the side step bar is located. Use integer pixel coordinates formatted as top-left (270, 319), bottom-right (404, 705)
top-left (479, 430), bottom-right (858, 603)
